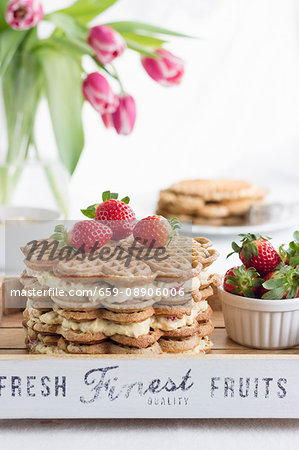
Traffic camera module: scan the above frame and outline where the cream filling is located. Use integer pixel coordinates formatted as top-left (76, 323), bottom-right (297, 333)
top-left (26, 270), bottom-right (197, 304)
top-left (37, 310), bottom-right (151, 338)
top-left (28, 298), bottom-right (209, 336)
top-left (39, 311), bottom-right (63, 325)
top-left (151, 301), bottom-right (208, 331)
top-left (61, 317), bottom-right (151, 338)
top-left (27, 270), bottom-right (158, 303)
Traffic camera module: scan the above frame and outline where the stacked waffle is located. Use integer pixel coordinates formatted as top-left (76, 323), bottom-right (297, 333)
top-left (157, 179), bottom-right (267, 226)
top-left (21, 235), bottom-right (220, 355)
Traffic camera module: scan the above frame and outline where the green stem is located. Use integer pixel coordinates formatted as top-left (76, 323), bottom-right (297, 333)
top-left (32, 140), bottom-right (69, 218)
top-left (110, 62), bottom-right (125, 94)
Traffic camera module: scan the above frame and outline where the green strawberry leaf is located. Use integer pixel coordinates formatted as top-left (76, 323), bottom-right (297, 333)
top-left (50, 233), bottom-right (64, 240)
top-left (121, 196), bottom-right (130, 204)
top-left (102, 190), bottom-right (111, 202)
top-left (81, 208), bottom-right (96, 218)
top-left (242, 246), bottom-right (251, 264)
top-left (54, 225), bottom-right (66, 233)
top-left (232, 242), bottom-right (241, 252)
top-left (263, 278), bottom-right (285, 289)
top-left (110, 192), bottom-right (118, 199)
top-left (294, 231), bottom-right (299, 243)
top-left (290, 256), bottom-right (299, 266)
top-left (252, 278), bottom-right (264, 287)
top-left (243, 288), bottom-right (255, 298)
top-left (262, 286), bottom-right (286, 300)
top-left (287, 285), bottom-right (298, 299)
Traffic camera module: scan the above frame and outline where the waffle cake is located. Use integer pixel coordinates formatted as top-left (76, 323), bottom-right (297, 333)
top-left (21, 233), bottom-right (220, 355)
top-left (157, 179), bottom-right (267, 226)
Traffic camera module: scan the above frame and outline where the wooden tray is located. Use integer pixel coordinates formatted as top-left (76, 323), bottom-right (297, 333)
top-left (1, 285), bottom-right (299, 419)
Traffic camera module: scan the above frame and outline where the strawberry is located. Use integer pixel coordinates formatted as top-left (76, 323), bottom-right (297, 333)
top-left (81, 191), bottom-right (136, 240)
top-left (133, 215), bottom-right (180, 248)
top-left (223, 265), bottom-right (263, 298)
top-left (261, 264), bottom-right (299, 299)
top-left (51, 221), bottom-right (112, 252)
top-left (279, 231), bottom-right (299, 267)
top-left (228, 233), bottom-right (281, 276)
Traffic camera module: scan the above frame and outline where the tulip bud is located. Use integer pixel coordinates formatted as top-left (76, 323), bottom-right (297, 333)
top-left (6, 0), bottom-right (43, 30)
top-left (111, 95), bottom-right (136, 136)
top-left (101, 112), bottom-right (113, 129)
top-left (141, 49), bottom-right (184, 87)
top-left (88, 25), bottom-right (126, 65)
top-left (82, 73), bottom-right (119, 114)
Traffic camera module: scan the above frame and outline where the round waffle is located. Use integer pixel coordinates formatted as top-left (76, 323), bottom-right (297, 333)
top-left (158, 190), bottom-right (205, 214)
top-left (110, 329), bottom-right (163, 348)
top-left (168, 179), bottom-right (267, 201)
top-left (21, 239), bottom-right (59, 271)
top-left (57, 327), bottom-right (107, 344)
top-left (197, 320), bottom-right (214, 337)
top-left (192, 286), bottom-right (214, 302)
top-left (53, 306), bottom-right (155, 323)
top-left (196, 305), bottom-right (213, 322)
top-left (109, 341), bottom-right (162, 355)
top-left (162, 321), bottom-right (200, 338)
top-left (57, 337), bottom-right (109, 354)
top-left (54, 242), bottom-right (155, 287)
top-left (154, 302), bottom-right (193, 317)
top-left (159, 333), bottom-right (204, 353)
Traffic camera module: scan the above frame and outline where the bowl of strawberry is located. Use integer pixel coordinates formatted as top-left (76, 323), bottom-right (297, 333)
top-left (219, 232), bottom-right (299, 349)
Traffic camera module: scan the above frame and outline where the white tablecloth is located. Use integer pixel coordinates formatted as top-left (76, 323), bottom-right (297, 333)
top-left (0, 418), bottom-right (299, 449)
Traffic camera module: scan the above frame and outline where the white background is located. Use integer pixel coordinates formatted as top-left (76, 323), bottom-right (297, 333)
top-left (33, 0), bottom-right (299, 218)
top-left (2, 0), bottom-right (299, 446)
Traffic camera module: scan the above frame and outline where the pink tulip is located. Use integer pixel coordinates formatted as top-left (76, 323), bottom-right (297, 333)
top-left (141, 49), bottom-right (184, 87)
top-left (111, 95), bottom-right (136, 135)
top-left (88, 25), bottom-right (126, 65)
top-left (6, 0), bottom-right (43, 30)
top-left (101, 112), bottom-right (113, 128)
top-left (82, 73), bottom-right (119, 114)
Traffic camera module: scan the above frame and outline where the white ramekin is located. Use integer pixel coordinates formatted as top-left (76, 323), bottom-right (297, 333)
top-left (218, 287), bottom-right (299, 349)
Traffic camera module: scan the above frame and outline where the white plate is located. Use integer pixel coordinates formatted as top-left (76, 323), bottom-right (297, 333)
top-left (181, 216), bottom-right (299, 237)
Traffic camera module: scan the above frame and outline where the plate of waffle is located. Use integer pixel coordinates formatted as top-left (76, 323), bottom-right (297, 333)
top-left (156, 179), bottom-right (298, 235)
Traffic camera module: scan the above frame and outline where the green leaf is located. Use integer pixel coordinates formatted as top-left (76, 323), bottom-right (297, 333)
top-left (0, 28), bottom-right (28, 76)
top-left (286, 285), bottom-right (298, 299)
top-left (38, 48), bottom-right (84, 175)
top-left (262, 286), bottom-right (286, 300)
top-left (44, 35), bottom-right (93, 57)
top-left (121, 32), bottom-right (166, 48)
top-left (290, 256), bottom-right (299, 267)
top-left (54, 225), bottom-right (66, 233)
top-left (263, 278), bottom-right (285, 289)
top-left (231, 242), bottom-right (240, 253)
top-left (50, 233), bottom-right (64, 240)
top-left (81, 203), bottom-right (98, 218)
top-left (56, 0), bottom-right (118, 24)
top-left (243, 289), bottom-right (255, 298)
top-left (81, 209), bottom-right (95, 218)
top-left (294, 231), bottom-right (299, 243)
top-left (121, 196), bottom-right (130, 204)
top-left (0, 0), bottom-right (9, 32)
top-left (110, 192), bottom-right (118, 199)
top-left (46, 13), bottom-right (87, 40)
top-left (124, 38), bottom-right (161, 58)
top-left (102, 191), bottom-right (110, 201)
top-left (107, 21), bottom-right (192, 38)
